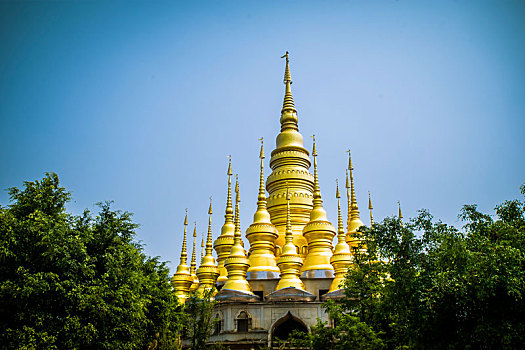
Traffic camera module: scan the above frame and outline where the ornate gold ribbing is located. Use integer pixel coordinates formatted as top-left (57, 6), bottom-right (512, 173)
top-left (246, 138), bottom-right (280, 279)
top-left (222, 176), bottom-right (254, 294)
top-left (345, 150), bottom-right (363, 247)
top-left (276, 183), bottom-right (305, 290)
top-left (213, 157), bottom-right (235, 285)
top-left (329, 180), bottom-right (353, 292)
top-left (196, 198), bottom-right (219, 296)
top-left (369, 191), bottom-right (374, 228)
top-left (189, 222), bottom-right (199, 292)
top-left (267, 52), bottom-right (314, 255)
top-left (172, 210), bottom-right (193, 303)
top-left (302, 136), bottom-right (336, 277)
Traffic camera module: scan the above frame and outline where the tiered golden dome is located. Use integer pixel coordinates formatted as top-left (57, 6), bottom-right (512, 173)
top-left (275, 184), bottom-right (305, 291)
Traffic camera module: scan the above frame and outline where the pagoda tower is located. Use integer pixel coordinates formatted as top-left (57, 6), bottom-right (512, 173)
top-left (195, 199), bottom-right (219, 296)
top-left (301, 136), bottom-right (336, 277)
top-left (266, 52), bottom-right (314, 255)
top-left (346, 151), bottom-right (364, 247)
top-left (246, 138), bottom-right (280, 279)
top-left (328, 181), bottom-right (353, 292)
top-left (213, 158), bottom-right (235, 285)
top-left (189, 223), bottom-right (199, 292)
top-left (172, 210), bottom-right (193, 303)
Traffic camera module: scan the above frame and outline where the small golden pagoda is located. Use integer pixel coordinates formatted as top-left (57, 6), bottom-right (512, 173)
top-left (189, 223), bottom-right (199, 292)
top-left (301, 136), bottom-right (336, 277)
top-left (172, 210), bottom-right (193, 303)
top-left (275, 184), bottom-right (305, 291)
top-left (245, 139), bottom-right (280, 279)
top-left (328, 181), bottom-right (353, 293)
top-left (346, 151), bottom-right (364, 248)
top-left (220, 177), bottom-right (254, 294)
top-left (213, 158), bottom-right (235, 285)
top-left (195, 199), bottom-right (219, 296)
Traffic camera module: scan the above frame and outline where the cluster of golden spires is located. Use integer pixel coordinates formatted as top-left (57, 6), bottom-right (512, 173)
top-left (172, 52), bottom-right (393, 302)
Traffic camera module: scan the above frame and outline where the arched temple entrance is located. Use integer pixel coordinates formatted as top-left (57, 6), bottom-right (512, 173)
top-left (271, 312), bottom-right (308, 342)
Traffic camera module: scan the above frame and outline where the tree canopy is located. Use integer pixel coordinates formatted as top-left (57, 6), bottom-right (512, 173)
top-left (0, 173), bottom-right (183, 349)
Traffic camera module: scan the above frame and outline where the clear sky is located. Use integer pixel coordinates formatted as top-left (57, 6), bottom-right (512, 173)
top-left (1, 1), bottom-right (524, 273)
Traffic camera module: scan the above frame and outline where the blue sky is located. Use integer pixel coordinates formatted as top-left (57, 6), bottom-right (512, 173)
top-left (1, 1), bottom-right (524, 272)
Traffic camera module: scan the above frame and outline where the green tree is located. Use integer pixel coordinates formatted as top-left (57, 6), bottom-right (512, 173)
top-left (339, 184), bottom-right (525, 349)
top-left (182, 289), bottom-right (218, 350)
top-left (0, 173), bottom-right (184, 349)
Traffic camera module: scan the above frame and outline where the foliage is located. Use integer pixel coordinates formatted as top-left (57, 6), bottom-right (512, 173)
top-left (182, 289), bottom-right (218, 350)
top-left (337, 184), bottom-right (525, 349)
top-left (286, 301), bottom-right (384, 350)
top-left (0, 173), bottom-right (184, 349)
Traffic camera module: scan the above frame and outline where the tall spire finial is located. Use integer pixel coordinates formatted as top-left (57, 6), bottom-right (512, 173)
top-left (311, 135), bottom-right (320, 201)
top-left (201, 233), bottom-right (204, 260)
top-left (348, 150), bottom-right (358, 209)
top-left (214, 156), bottom-right (236, 285)
top-left (206, 197), bottom-right (213, 255)
top-left (180, 209), bottom-right (188, 265)
top-left (258, 138), bottom-right (266, 204)
top-left (190, 222), bottom-right (197, 272)
top-left (280, 51), bottom-right (297, 129)
top-left (336, 179), bottom-right (343, 234)
top-left (398, 201), bottom-right (403, 220)
top-left (189, 222), bottom-right (199, 292)
top-left (369, 191), bottom-right (374, 228)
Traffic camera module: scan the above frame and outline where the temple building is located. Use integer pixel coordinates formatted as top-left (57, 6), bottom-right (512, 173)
top-left (172, 52), bottom-right (372, 349)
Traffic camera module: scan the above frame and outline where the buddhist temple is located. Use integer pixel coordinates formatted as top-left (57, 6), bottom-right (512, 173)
top-left (172, 52), bottom-right (373, 349)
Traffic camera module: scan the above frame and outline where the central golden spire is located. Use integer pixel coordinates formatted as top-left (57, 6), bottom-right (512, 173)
top-left (275, 183), bottom-right (305, 291)
top-left (213, 157), bottom-right (235, 285)
top-left (196, 198), bottom-right (219, 296)
top-left (369, 191), bottom-right (374, 228)
top-left (246, 138), bottom-right (280, 279)
top-left (329, 180), bottom-right (353, 292)
top-left (346, 150), bottom-right (364, 247)
top-left (222, 176), bottom-right (254, 294)
top-left (302, 135), bottom-right (336, 277)
top-left (267, 52), bottom-right (314, 255)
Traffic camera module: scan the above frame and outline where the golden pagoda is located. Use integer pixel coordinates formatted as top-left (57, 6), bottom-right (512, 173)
top-left (328, 181), bottom-right (353, 292)
top-left (195, 199), bottom-right (219, 296)
top-left (245, 138), bottom-right (280, 279)
top-left (213, 157), bottom-right (235, 285)
top-left (275, 184), bottom-right (305, 291)
top-left (220, 176), bottom-right (254, 294)
top-left (172, 210), bottom-right (193, 303)
top-left (301, 136), bottom-right (336, 277)
top-left (346, 151), bottom-right (364, 247)
top-left (266, 52), bottom-right (314, 255)
top-left (174, 52), bottom-right (381, 347)
top-left (189, 222), bottom-right (199, 292)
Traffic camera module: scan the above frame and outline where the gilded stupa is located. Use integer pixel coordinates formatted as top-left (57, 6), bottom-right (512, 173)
top-left (172, 52), bottom-right (379, 348)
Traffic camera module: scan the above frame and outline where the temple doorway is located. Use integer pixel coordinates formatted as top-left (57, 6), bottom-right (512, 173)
top-left (271, 312), bottom-right (308, 342)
